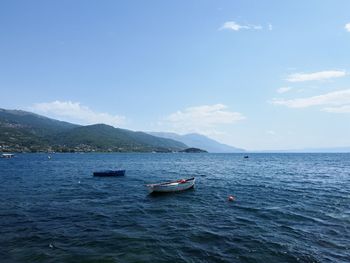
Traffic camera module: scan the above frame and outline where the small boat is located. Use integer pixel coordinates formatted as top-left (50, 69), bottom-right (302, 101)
top-left (244, 155), bottom-right (249, 159)
top-left (93, 170), bottom-right (125, 177)
top-left (1, 153), bottom-right (15, 158)
top-left (146, 177), bottom-right (195, 193)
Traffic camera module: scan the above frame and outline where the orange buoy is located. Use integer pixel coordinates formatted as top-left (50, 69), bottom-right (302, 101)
top-left (228, 195), bottom-right (235, 201)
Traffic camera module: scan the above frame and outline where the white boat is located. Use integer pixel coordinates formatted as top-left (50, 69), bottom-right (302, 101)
top-left (1, 153), bottom-right (15, 158)
top-left (146, 177), bottom-right (195, 193)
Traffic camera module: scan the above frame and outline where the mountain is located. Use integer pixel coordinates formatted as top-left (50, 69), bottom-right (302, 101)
top-left (0, 108), bottom-right (79, 152)
top-left (149, 132), bottom-right (245, 153)
top-left (0, 108), bottom-right (187, 152)
top-left (52, 124), bottom-right (187, 152)
top-left (0, 108), bottom-right (78, 134)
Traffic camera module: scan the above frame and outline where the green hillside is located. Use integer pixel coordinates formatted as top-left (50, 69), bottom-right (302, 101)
top-left (0, 109), bottom-right (78, 135)
top-left (0, 108), bottom-right (187, 152)
top-left (52, 124), bottom-right (187, 152)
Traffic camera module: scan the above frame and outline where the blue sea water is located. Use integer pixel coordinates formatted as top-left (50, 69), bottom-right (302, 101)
top-left (0, 153), bottom-right (349, 263)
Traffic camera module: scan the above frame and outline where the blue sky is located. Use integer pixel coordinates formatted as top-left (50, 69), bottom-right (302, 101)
top-left (1, 0), bottom-right (350, 150)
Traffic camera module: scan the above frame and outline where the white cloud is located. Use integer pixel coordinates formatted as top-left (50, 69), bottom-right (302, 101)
top-left (161, 104), bottom-right (245, 135)
top-left (31, 100), bottom-right (125, 127)
top-left (220, 21), bottom-right (262, 31)
top-left (277, 87), bottom-right (292, 94)
top-left (286, 70), bottom-right (346, 82)
top-left (271, 89), bottom-right (350, 109)
top-left (220, 21), bottom-right (248, 31)
top-left (268, 23), bottom-right (273, 31)
top-left (252, 25), bottom-right (263, 30)
top-left (345, 23), bottom-right (350, 32)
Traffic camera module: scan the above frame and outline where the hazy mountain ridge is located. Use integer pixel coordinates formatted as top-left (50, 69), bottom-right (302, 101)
top-left (1, 108), bottom-right (348, 153)
top-left (149, 132), bottom-right (245, 153)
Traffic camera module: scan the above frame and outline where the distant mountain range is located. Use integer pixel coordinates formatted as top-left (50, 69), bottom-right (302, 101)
top-left (149, 132), bottom-right (245, 153)
top-left (1, 108), bottom-right (348, 153)
top-left (0, 108), bottom-right (187, 152)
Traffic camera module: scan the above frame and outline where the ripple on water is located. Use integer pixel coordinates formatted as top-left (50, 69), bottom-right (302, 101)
top-left (0, 153), bottom-right (350, 262)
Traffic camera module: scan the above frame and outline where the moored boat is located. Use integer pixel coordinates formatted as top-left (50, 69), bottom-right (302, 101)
top-left (93, 170), bottom-right (126, 177)
top-left (1, 153), bottom-right (15, 158)
top-left (146, 177), bottom-right (195, 193)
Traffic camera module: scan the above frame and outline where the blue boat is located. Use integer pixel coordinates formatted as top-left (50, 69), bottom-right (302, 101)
top-left (93, 170), bottom-right (126, 177)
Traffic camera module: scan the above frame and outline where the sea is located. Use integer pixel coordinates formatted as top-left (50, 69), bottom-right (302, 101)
top-left (0, 153), bottom-right (349, 263)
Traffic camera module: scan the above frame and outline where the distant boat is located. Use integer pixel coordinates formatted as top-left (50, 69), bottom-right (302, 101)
top-left (244, 155), bottom-right (249, 159)
top-left (93, 170), bottom-right (126, 177)
top-left (146, 177), bottom-right (195, 193)
top-left (1, 153), bottom-right (15, 158)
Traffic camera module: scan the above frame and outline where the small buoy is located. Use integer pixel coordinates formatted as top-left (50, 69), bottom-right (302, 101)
top-left (228, 195), bottom-right (235, 201)
top-left (48, 156), bottom-right (51, 159)
top-left (49, 243), bottom-right (54, 249)
top-left (78, 181), bottom-right (81, 184)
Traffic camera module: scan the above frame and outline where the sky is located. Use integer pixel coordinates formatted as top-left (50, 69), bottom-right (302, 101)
top-left (1, 0), bottom-right (350, 150)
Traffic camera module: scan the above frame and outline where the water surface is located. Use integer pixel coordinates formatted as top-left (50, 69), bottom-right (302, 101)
top-left (0, 153), bottom-right (349, 262)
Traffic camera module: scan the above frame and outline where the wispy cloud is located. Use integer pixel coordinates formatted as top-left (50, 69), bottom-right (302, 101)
top-left (286, 70), bottom-right (346, 82)
top-left (160, 104), bottom-right (245, 135)
top-left (345, 23), bottom-right (350, 32)
top-left (277, 87), bottom-right (292, 94)
top-left (220, 21), bottom-right (263, 31)
top-left (31, 100), bottom-right (126, 127)
top-left (322, 105), bottom-right (350, 113)
top-left (271, 89), bottom-right (350, 110)
top-left (268, 23), bottom-right (273, 31)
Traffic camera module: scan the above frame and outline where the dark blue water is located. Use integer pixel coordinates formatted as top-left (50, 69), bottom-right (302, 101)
top-left (0, 153), bottom-right (350, 263)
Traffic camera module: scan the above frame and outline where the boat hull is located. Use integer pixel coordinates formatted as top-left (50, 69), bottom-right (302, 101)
top-left (147, 178), bottom-right (195, 193)
top-left (1, 154), bottom-right (15, 158)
